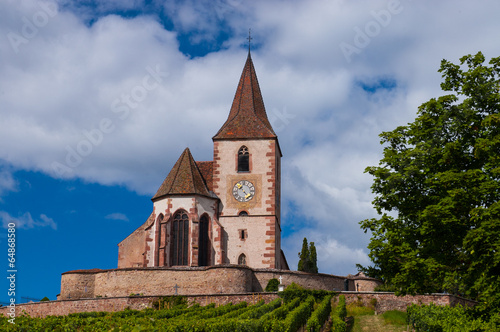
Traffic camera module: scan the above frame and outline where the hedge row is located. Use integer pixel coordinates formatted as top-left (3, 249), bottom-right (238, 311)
top-left (331, 294), bottom-right (347, 332)
top-left (307, 294), bottom-right (333, 332)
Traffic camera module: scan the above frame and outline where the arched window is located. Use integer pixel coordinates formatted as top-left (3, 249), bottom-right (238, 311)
top-left (238, 211), bottom-right (248, 217)
top-left (171, 210), bottom-right (189, 266)
top-left (198, 214), bottom-right (209, 267)
top-left (238, 254), bottom-right (247, 265)
top-left (238, 146), bottom-right (249, 172)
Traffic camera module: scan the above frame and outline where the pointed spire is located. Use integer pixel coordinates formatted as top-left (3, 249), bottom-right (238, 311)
top-left (152, 148), bottom-right (211, 201)
top-left (213, 53), bottom-right (276, 140)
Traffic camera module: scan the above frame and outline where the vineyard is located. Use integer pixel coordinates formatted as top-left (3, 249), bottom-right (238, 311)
top-left (0, 289), bottom-right (340, 332)
top-left (1, 289), bottom-right (499, 331)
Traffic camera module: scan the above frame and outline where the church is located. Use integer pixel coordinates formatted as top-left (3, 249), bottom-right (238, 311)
top-left (58, 52), bottom-right (380, 300)
top-left (117, 50), bottom-right (288, 271)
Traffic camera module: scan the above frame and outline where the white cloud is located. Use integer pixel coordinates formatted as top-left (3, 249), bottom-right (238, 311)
top-left (1, 0), bottom-right (500, 275)
top-left (105, 212), bottom-right (129, 222)
top-left (0, 169), bottom-right (18, 198)
top-left (282, 229), bottom-right (372, 276)
top-left (0, 211), bottom-right (57, 230)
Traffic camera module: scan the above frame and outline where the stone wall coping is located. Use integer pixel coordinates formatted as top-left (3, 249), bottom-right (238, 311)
top-left (62, 264), bottom-right (254, 275)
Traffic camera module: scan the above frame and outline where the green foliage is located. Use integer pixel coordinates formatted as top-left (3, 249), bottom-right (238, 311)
top-left (309, 242), bottom-right (318, 273)
top-left (372, 282), bottom-right (399, 292)
top-left (331, 316), bottom-right (347, 332)
top-left (407, 303), bottom-right (500, 331)
top-left (331, 295), bottom-right (347, 332)
top-left (307, 294), bottom-right (333, 332)
top-left (359, 51), bottom-right (500, 314)
top-left (261, 297), bottom-right (301, 321)
top-left (298, 237), bottom-right (310, 272)
top-left (284, 295), bottom-right (315, 332)
top-left (40, 297), bottom-right (50, 302)
top-left (334, 295), bottom-right (347, 320)
top-left (238, 298), bottom-right (281, 319)
top-left (382, 310), bottom-right (407, 326)
top-left (298, 238), bottom-right (318, 273)
top-left (265, 278), bottom-right (280, 292)
top-left (280, 282), bottom-right (335, 303)
top-left (151, 295), bottom-right (188, 310)
top-left (10, 295), bottom-right (496, 332)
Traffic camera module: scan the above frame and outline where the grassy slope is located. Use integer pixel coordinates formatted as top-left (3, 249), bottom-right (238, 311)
top-left (350, 314), bottom-right (406, 332)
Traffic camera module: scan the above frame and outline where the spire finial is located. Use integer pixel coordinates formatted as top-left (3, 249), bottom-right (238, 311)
top-left (247, 28), bottom-right (252, 54)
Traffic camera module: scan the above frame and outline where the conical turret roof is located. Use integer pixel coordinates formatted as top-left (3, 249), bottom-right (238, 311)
top-left (152, 148), bottom-right (211, 201)
top-left (213, 52), bottom-right (276, 140)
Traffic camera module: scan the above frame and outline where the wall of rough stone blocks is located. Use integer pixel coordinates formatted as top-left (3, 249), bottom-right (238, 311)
top-left (253, 270), bottom-right (347, 292)
top-left (59, 266), bottom-right (379, 300)
top-left (339, 292), bottom-right (477, 312)
top-left (2, 294), bottom-right (279, 318)
top-left (59, 266), bottom-right (254, 300)
top-left (59, 271), bottom-right (96, 299)
top-left (1, 292), bottom-right (476, 318)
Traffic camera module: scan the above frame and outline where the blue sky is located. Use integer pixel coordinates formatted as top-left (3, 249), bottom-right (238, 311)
top-left (1, 0), bottom-right (500, 303)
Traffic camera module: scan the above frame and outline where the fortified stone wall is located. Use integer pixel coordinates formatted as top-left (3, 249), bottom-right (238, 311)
top-left (340, 292), bottom-right (477, 312)
top-left (59, 266), bottom-right (254, 300)
top-left (59, 269), bottom-right (97, 299)
top-left (58, 266), bottom-right (381, 300)
top-left (252, 269), bottom-right (347, 292)
top-left (2, 292), bottom-right (476, 318)
top-left (4, 294), bottom-right (278, 318)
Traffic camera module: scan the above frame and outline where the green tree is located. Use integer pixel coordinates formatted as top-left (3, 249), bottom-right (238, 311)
top-left (298, 238), bottom-right (319, 273)
top-left (359, 52), bottom-right (500, 313)
top-left (298, 237), bottom-right (310, 272)
top-left (309, 242), bottom-right (318, 273)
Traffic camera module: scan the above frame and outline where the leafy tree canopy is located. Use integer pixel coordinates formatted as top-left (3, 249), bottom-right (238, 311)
top-left (359, 52), bottom-right (500, 314)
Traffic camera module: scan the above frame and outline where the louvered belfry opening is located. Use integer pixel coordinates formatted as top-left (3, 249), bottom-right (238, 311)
top-left (171, 210), bottom-right (189, 266)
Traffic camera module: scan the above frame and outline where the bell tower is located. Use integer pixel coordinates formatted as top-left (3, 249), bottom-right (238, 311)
top-left (212, 51), bottom-right (283, 269)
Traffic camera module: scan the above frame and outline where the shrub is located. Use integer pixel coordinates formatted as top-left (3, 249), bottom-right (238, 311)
top-left (152, 295), bottom-right (187, 310)
top-left (265, 278), bottom-right (280, 292)
top-left (280, 282), bottom-right (335, 303)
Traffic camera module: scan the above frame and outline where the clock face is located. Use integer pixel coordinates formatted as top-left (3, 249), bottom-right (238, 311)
top-left (232, 180), bottom-right (255, 202)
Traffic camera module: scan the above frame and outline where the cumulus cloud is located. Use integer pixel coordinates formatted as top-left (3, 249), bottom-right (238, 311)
top-left (0, 211), bottom-right (57, 230)
top-left (0, 169), bottom-right (18, 198)
top-left (1, 0), bottom-right (500, 274)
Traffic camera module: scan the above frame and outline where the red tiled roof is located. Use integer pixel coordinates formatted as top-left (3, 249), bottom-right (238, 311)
top-left (196, 161), bottom-right (213, 192)
top-left (213, 53), bottom-right (276, 140)
top-left (152, 148), bottom-right (212, 201)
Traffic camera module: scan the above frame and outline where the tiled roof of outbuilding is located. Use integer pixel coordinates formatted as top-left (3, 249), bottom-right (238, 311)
top-left (152, 148), bottom-right (212, 201)
top-left (213, 52), bottom-right (276, 140)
